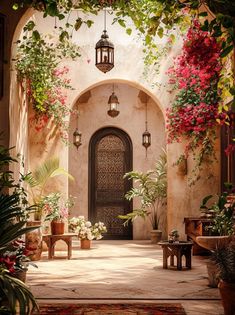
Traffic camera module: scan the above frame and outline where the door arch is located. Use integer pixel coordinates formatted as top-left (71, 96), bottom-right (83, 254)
top-left (89, 127), bottom-right (133, 239)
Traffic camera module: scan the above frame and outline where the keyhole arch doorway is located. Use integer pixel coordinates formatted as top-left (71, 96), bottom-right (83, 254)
top-left (89, 127), bottom-right (133, 240)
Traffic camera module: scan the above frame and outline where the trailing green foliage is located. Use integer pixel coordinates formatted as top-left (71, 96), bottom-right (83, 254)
top-left (0, 269), bottom-right (38, 315)
top-left (10, 0), bottom-right (235, 117)
top-left (0, 140), bottom-right (39, 314)
top-left (119, 150), bottom-right (167, 229)
top-left (200, 186), bottom-right (235, 236)
top-left (15, 21), bottom-right (80, 143)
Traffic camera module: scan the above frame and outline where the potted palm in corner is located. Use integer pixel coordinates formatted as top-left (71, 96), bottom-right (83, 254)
top-left (0, 139), bottom-right (38, 314)
top-left (211, 241), bottom-right (235, 315)
top-left (23, 157), bottom-right (74, 259)
top-left (119, 150), bottom-right (167, 243)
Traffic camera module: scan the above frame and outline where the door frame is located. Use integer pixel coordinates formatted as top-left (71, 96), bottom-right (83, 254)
top-left (88, 127), bottom-right (133, 239)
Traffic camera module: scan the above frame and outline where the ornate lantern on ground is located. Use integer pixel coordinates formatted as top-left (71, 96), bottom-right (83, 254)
top-left (95, 9), bottom-right (114, 73)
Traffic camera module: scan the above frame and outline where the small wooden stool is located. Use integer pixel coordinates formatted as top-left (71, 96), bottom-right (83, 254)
top-left (42, 233), bottom-right (77, 259)
top-left (158, 241), bottom-right (193, 270)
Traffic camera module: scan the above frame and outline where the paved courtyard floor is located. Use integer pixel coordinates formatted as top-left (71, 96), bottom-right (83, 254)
top-left (27, 240), bottom-right (224, 315)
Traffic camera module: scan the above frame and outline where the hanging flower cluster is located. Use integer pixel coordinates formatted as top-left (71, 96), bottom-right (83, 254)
top-left (15, 21), bottom-right (80, 143)
top-left (166, 20), bottom-right (225, 172)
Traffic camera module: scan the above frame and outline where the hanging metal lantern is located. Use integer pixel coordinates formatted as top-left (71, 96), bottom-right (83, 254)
top-left (95, 30), bottom-right (114, 73)
top-left (142, 130), bottom-right (151, 149)
top-left (73, 128), bottom-right (82, 149)
top-left (107, 91), bottom-right (119, 117)
top-left (95, 9), bottom-right (114, 73)
top-left (142, 98), bottom-right (151, 157)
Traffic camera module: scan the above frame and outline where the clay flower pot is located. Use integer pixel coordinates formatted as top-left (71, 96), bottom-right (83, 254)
top-left (80, 239), bottom-right (91, 249)
top-left (51, 220), bottom-right (65, 235)
top-left (218, 280), bottom-right (235, 315)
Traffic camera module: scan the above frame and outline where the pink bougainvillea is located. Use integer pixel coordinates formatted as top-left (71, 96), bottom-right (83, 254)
top-left (166, 20), bottom-right (226, 168)
top-left (28, 66), bottom-right (75, 143)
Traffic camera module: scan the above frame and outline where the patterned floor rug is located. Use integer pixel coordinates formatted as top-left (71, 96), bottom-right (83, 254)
top-left (33, 303), bottom-right (186, 315)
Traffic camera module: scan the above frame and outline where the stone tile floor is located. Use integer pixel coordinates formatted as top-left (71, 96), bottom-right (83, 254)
top-left (27, 240), bottom-right (224, 315)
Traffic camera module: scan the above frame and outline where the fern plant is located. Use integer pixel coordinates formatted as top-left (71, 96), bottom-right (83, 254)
top-left (119, 150), bottom-right (167, 230)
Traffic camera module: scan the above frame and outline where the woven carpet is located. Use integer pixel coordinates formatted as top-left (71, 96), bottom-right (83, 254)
top-left (33, 303), bottom-right (186, 315)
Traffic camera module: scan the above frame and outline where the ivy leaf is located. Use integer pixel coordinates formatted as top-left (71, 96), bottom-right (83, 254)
top-left (220, 45), bottom-right (234, 58)
top-left (118, 19), bottom-right (126, 28)
top-left (199, 12), bottom-right (208, 17)
top-left (59, 31), bottom-right (69, 42)
top-left (75, 18), bottom-right (82, 31)
top-left (126, 28), bottom-right (132, 35)
top-left (201, 20), bottom-right (209, 31)
top-left (32, 30), bottom-right (40, 41)
top-left (145, 34), bottom-right (151, 45)
top-left (24, 21), bottom-right (36, 32)
top-left (58, 14), bottom-right (65, 20)
top-left (157, 27), bottom-right (164, 38)
top-left (86, 20), bottom-right (94, 28)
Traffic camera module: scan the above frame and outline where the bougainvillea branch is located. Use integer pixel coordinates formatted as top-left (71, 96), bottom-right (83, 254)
top-left (166, 20), bottom-right (227, 183)
top-left (15, 21), bottom-right (80, 143)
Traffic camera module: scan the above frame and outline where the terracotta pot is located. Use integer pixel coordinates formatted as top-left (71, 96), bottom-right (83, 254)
top-left (150, 230), bottom-right (162, 244)
top-left (13, 270), bottom-right (27, 283)
top-left (80, 239), bottom-right (91, 249)
top-left (218, 280), bottom-right (235, 315)
top-left (25, 221), bottom-right (42, 261)
top-left (51, 220), bottom-right (65, 235)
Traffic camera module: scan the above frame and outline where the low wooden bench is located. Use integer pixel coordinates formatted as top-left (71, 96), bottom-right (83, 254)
top-left (42, 233), bottom-right (77, 259)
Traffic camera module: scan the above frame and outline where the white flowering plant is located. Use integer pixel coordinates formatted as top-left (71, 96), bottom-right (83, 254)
top-left (68, 216), bottom-right (107, 240)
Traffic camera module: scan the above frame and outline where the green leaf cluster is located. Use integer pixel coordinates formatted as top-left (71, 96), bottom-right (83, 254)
top-left (23, 156), bottom-right (74, 220)
top-left (119, 150), bottom-right (167, 230)
top-left (0, 140), bottom-right (39, 314)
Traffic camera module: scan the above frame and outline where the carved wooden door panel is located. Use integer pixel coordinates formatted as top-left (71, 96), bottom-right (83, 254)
top-left (89, 128), bottom-right (132, 239)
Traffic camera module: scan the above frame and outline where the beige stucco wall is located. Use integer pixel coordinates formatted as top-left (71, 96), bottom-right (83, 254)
top-left (69, 83), bottom-right (165, 239)
top-left (9, 9), bottom-right (221, 240)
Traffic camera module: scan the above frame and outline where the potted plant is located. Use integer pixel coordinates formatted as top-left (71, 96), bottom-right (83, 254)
top-left (43, 192), bottom-right (74, 235)
top-left (0, 139), bottom-right (39, 314)
top-left (69, 216), bottom-right (107, 249)
top-left (197, 189), bottom-right (235, 250)
top-left (168, 229), bottom-right (180, 243)
top-left (211, 241), bottom-right (235, 315)
top-left (1, 238), bottom-right (37, 283)
top-left (196, 189), bottom-right (235, 287)
top-left (24, 156), bottom-right (74, 222)
top-left (23, 156), bottom-right (74, 259)
top-left (119, 150), bottom-right (167, 243)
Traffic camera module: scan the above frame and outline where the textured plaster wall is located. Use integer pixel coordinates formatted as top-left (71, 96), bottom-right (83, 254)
top-left (69, 83), bottom-right (166, 239)
top-left (8, 9), bottom-right (221, 239)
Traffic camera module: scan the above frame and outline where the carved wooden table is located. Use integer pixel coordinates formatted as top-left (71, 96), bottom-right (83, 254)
top-left (42, 233), bottom-right (77, 259)
top-left (158, 241), bottom-right (193, 270)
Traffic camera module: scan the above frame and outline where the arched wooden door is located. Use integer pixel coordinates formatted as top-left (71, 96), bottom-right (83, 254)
top-left (89, 127), bottom-right (133, 239)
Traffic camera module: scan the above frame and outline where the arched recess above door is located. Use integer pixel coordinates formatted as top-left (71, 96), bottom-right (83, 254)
top-left (89, 127), bottom-right (133, 240)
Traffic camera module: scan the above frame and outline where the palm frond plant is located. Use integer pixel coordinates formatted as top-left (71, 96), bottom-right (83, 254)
top-left (23, 156), bottom-right (74, 220)
top-left (0, 213), bottom-right (39, 315)
top-left (0, 140), bottom-right (39, 314)
top-left (210, 241), bottom-right (235, 315)
top-left (119, 150), bottom-right (167, 231)
top-left (211, 241), bottom-right (235, 283)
